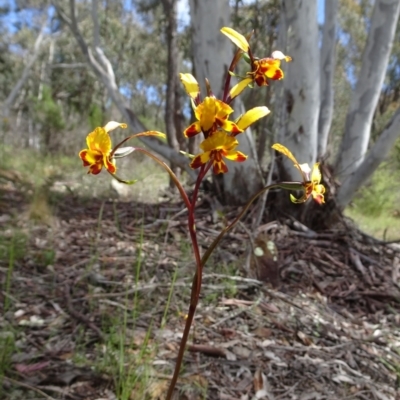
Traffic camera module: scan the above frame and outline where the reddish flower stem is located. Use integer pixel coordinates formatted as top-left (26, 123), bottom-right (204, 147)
top-left (166, 162), bottom-right (211, 400)
top-left (115, 147), bottom-right (191, 210)
top-left (222, 49), bottom-right (243, 104)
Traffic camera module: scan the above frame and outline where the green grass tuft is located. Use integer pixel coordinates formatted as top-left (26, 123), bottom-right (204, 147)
top-left (345, 162), bottom-right (400, 240)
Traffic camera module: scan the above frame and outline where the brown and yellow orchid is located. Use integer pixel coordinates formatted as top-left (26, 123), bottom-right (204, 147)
top-left (272, 143), bottom-right (325, 204)
top-left (78, 25), bottom-right (326, 400)
top-left (180, 73), bottom-right (242, 137)
top-left (220, 27), bottom-right (291, 100)
top-left (190, 130), bottom-right (247, 174)
top-left (180, 73), bottom-right (270, 173)
top-left (79, 121), bottom-right (127, 175)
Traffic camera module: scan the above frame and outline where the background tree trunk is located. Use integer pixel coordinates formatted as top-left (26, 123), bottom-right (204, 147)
top-left (223, 101), bottom-right (265, 205)
top-left (277, 0), bottom-right (320, 180)
top-left (189, 0), bottom-right (264, 204)
top-left (336, 107), bottom-right (400, 208)
top-left (335, 0), bottom-right (400, 191)
top-left (318, 0), bottom-right (338, 158)
top-left (162, 0), bottom-right (182, 188)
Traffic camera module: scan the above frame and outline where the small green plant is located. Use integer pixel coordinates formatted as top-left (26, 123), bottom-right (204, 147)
top-left (351, 164), bottom-right (398, 217)
top-left (345, 163), bottom-right (400, 239)
top-left (33, 85), bottom-right (66, 153)
top-left (0, 231), bottom-right (27, 263)
top-left (0, 330), bottom-right (15, 397)
top-left (1, 232), bottom-right (27, 312)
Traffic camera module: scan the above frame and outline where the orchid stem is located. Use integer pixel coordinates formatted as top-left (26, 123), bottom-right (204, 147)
top-left (166, 182), bottom-right (283, 400)
top-left (201, 183), bottom-right (279, 267)
top-left (166, 162), bottom-right (212, 400)
top-left (131, 148), bottom-right (191, 210)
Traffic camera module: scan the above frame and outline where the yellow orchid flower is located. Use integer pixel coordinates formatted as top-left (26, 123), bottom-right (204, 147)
top-left (229, 52), bottom-right (292, 100)
top-left (79, 121), bottom-right (127, 175)
top-left (272, 143), bottom-right (325, 204)
top-left (253, 51), bottom-right (292, 86)
top-left (190, 130), bottom-right (247, 174)
top-left (184, 96), bottom-right (242, 137)
top-left (180, 73), bottom-right (242, 137)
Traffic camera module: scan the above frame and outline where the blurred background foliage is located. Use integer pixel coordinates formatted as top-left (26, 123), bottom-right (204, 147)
top-left (0, 0), bottom-right (399, 237)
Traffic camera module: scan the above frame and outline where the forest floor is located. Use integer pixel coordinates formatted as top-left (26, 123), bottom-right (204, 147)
top-left (1, 176), bottom-right (400, 400)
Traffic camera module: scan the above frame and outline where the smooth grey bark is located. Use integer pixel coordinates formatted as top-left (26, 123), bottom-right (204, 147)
top-left (53, 0), bottom-right (196, 179)
top-left (336, 107), bottom-right (400, 208)
top-left (224, 102), bottom-right (265, 204)
top-left (189, 0), bottom-right (264, 204)
top-left (189, 0), bottom-right (231, 97)
top-left (335, 0), bottom-right (400, 181)
top-left (264, 0), bottom-right (400, 213)
top-left (278, 0), bottom-right (320, 179)
top-left (188, 0), bottom-right (232, 157)
top-left (318, 0), bottom-right (338, 157)
top-left (162, 0), bottom-right (181, 185)
top-left (273, 0), bottom-right (288, 145)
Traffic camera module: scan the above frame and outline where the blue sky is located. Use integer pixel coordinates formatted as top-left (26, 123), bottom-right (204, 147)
top-left (1, 0), bottom-right (326, 33)
top-left (177, 0), bottom-right (326, 28)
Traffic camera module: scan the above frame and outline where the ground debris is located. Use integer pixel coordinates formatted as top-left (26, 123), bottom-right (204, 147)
top-left (1, 191), bottom-right (400, 399)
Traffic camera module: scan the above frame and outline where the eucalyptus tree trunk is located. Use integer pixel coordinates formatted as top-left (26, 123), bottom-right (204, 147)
top-left (276, 0), bottom-right (400, 214)
top-left (189, 0), bottom-right (264, 204)
top-left (162, 0), bottom-right (182, 186)
top-left (334, 0), bottom-right (400, 208)
top-left (336, 108), bottom-right (400, 208)
top-left (277, 0), bottom-right (320, 180)
top-left (318, 0), bottom-right (338, 157)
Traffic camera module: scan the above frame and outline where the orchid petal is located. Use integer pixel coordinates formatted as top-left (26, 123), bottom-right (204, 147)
top-left (213, 160), bottom-right (228, 174)
top-left (271, 50), bottom-right (292, 62)
top-left (184, 121), bottom-right (201, 138)
top-left (236, 106), bottom-right (270, 131)
top-left (221, 120), bottom-right (243, 136)
top-left (224, 150), bottom-right (248, 162)
top-left (103, 121), bottom-right (127, 132)
top-left (272, 143), bottom-right (299, 167)
top-left (200, 131), bottom-right (237, 152)
top-left (190, 152), bottom-right (211, 169)
top-left (311, 163), bottom-right (322, 183)
top-left (290, 193), bottom-right (307, 204)
top-left (220, 27), bottom-right (249, 52)
top-left (229, 78), bottom-right (253, 100)
top-left (180, 73), bottom-right (200, 99)
top-left (86, 127), bottom-right (112, 154)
